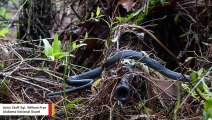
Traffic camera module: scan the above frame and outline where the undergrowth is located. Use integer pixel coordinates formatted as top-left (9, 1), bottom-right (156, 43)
top-left (0, 0), bottom-right (211, 119)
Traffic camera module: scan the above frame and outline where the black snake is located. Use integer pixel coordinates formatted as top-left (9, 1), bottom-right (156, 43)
top-left (46, 50), bottom-right (190, 98)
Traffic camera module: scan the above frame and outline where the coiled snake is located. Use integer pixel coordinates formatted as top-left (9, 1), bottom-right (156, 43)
top-left (46, 50), bottom-right (190, 98)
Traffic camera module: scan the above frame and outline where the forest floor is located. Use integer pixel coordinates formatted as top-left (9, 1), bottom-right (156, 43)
top-left (0, 0), bottom-right (212, 119)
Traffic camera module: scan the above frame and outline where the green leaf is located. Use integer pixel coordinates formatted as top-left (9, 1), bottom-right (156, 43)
top-left (149, 0), bottom-right (159, 6)
top-left (96, 6), bottom-right (100, 17)
top-left (202, 80), bottom-right (210, 95)
top-left (53, 34), bottom-right (62, 54)
top-left (116, 16), bottom-right (128, 22)
top-left (43, 34), bottom-right (70, 60)
top-left (84, 32), bottom-right (88, 39)
top-left (0, 79), bottom-right (10, 94)
top-left (0, 62), bottom-right (4, 69)
top-left (0, 7), bottom-right (10, 20)
top-left (104, 40), bottom-right (109, 48)
top-left (43, 33), bottom-right (84, 60)
top-left (53, 52), bottom-right (63, 59)
top-left (190, 71), bottom-right (198, 81)
top-left (63, 52), bottom-right (72, 57)
top-left (52, 34), bottom-right (66, 59)
top-left (91, 12), bottom-right (94, 18)
top-left (204, 98), bottom-right (212, 119)
top-left (72, 42), bottom-right (87, 51)
top-left (190, 69), bottom-right (204, 82)
top-left (116, 8), bottom-right (142, 22)
top-left (197, 68), bottom-right (203, 79)
top-left (0, 29), bottom-right (9, 37)
top-left (42, 39), bottom-right (53, 58)
top-left (72, 42), bottom-right (77, 50)
top-left (66, 98), bottom-right (82, 110)
top-left (92, 78), bottom-right (101, 88)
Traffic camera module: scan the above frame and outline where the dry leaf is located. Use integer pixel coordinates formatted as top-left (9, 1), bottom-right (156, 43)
top-left (91, 78), bottom-right (102, 94)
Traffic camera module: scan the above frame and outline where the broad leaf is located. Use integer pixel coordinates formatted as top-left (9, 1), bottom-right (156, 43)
top-left (42, 39), bottom-right (53, 57)
top-left (43, 34), bottom-right (77, 60)
top-left (53, 52), bottom-right (65, 59)
top-left (53, 34), bottom-right (62, 54)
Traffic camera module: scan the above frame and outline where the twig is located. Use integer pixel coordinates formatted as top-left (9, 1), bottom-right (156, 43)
top-left (0, 71), bottom-right (52, 92)
top-left (70, 4), bottom-right (82, 20)
top-left (1, 42), bottom-right (24, 82)
top-left (6, 0), bottom-right (29, 29)
top-left (18, 73), bottom-right (64, 86)
top-left (119, 24), bottom-right (178, 61)
top-left (22, 87), bottom-right (35, 102)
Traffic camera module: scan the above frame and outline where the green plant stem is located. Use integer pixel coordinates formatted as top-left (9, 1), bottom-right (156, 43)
top-left (174, 82), bottom-right (181, 120)
top-left (63, 35), bottom-right (73, 120)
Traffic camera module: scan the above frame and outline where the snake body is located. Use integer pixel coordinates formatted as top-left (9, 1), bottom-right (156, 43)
top-left (47, 50), bottom-right (190, 97)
